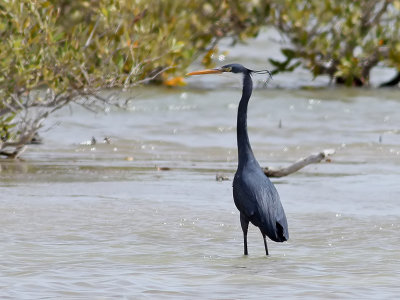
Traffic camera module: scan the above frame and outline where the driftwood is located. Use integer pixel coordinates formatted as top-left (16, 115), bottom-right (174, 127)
top-left (263, 149), bottom-right (335, 178)
top-left (0, 146), bottom-right (27, 159)
top-left (216, 149), bottom-right (335, 181)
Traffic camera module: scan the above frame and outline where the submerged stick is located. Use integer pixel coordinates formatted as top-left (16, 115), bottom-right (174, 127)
top-left (0, 146), bottom-right (27, 159)
top-left (263, 149), bottom-right (335, 178)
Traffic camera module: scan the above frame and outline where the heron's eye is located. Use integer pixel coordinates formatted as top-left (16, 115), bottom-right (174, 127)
top-left (223, 67), bottom-right (232, 72)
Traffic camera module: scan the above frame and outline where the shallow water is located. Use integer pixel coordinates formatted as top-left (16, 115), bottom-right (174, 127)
top-left (1, 84), bottom-right (399, 299)
top-left (1, 28), bottom-right (400, 298)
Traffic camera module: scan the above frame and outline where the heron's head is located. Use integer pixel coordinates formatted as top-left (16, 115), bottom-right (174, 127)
top-left (219, 63), bottom-right (249, 74)
top-left (186, 63), bottom-right (248, 76)
top-left (186, 63), bottom-right (270, 77)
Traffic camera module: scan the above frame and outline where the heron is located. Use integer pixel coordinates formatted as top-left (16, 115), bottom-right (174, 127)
top-left (187, 63), bottom-right (289, 255)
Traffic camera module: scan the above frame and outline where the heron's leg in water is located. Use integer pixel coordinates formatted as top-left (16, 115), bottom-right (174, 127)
top-left (262, 232), bottom-right (269, 256)
top-left (240, 213), bottom-right (249, 255)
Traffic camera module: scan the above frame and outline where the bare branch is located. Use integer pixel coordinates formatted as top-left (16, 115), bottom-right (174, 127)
top-left (132, 66), bottom-right (172, 86)
top-left (10, 94), bottom-right (26, 110)
top-left (80, 65), bottom-right (91, 85)
top-left (84, 16), bottom-right (100, 48)
top-left (2, 100), bottom-right (19, 114)
top-left (0, 145), bottom-right (27, 159)
top-left (368, 0), bottom-right (391, 28)
top-left (263, 149), bottom-right (335, 178)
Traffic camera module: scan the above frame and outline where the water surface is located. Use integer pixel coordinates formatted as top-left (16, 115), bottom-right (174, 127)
top-left (1, 84), bottom-right (399, 299)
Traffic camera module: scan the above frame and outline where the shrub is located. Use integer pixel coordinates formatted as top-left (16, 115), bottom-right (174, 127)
top-left (269, 0), bottom-right (400, 86)
top-left (0, 0), bottom-right (269, 158)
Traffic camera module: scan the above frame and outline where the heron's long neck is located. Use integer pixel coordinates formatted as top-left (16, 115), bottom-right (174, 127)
top-left (237, 73), bottom-right (255, 167)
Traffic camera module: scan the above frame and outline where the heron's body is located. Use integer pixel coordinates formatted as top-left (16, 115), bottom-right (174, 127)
top-left (187, 63), bottom-right (289, 255)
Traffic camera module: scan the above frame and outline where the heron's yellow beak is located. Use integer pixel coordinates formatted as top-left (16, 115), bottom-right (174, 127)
top-left (186, 69), bottom-right (223, 76)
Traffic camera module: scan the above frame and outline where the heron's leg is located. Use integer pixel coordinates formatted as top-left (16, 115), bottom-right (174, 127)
top-left (240, 213), bottom-right (249, 255)
top-left (262, 232), bottom-right (269, 256)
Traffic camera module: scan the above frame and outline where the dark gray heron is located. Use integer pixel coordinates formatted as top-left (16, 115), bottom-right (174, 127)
top-left (187, 64), bottom-right (289, 255)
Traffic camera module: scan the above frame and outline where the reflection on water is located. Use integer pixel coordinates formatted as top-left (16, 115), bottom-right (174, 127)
top-left (1, 84), bottom-right (399, 298)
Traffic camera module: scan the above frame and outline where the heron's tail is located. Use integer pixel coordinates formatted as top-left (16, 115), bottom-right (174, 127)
top-left (275, 221), bottom-right (288, 242)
